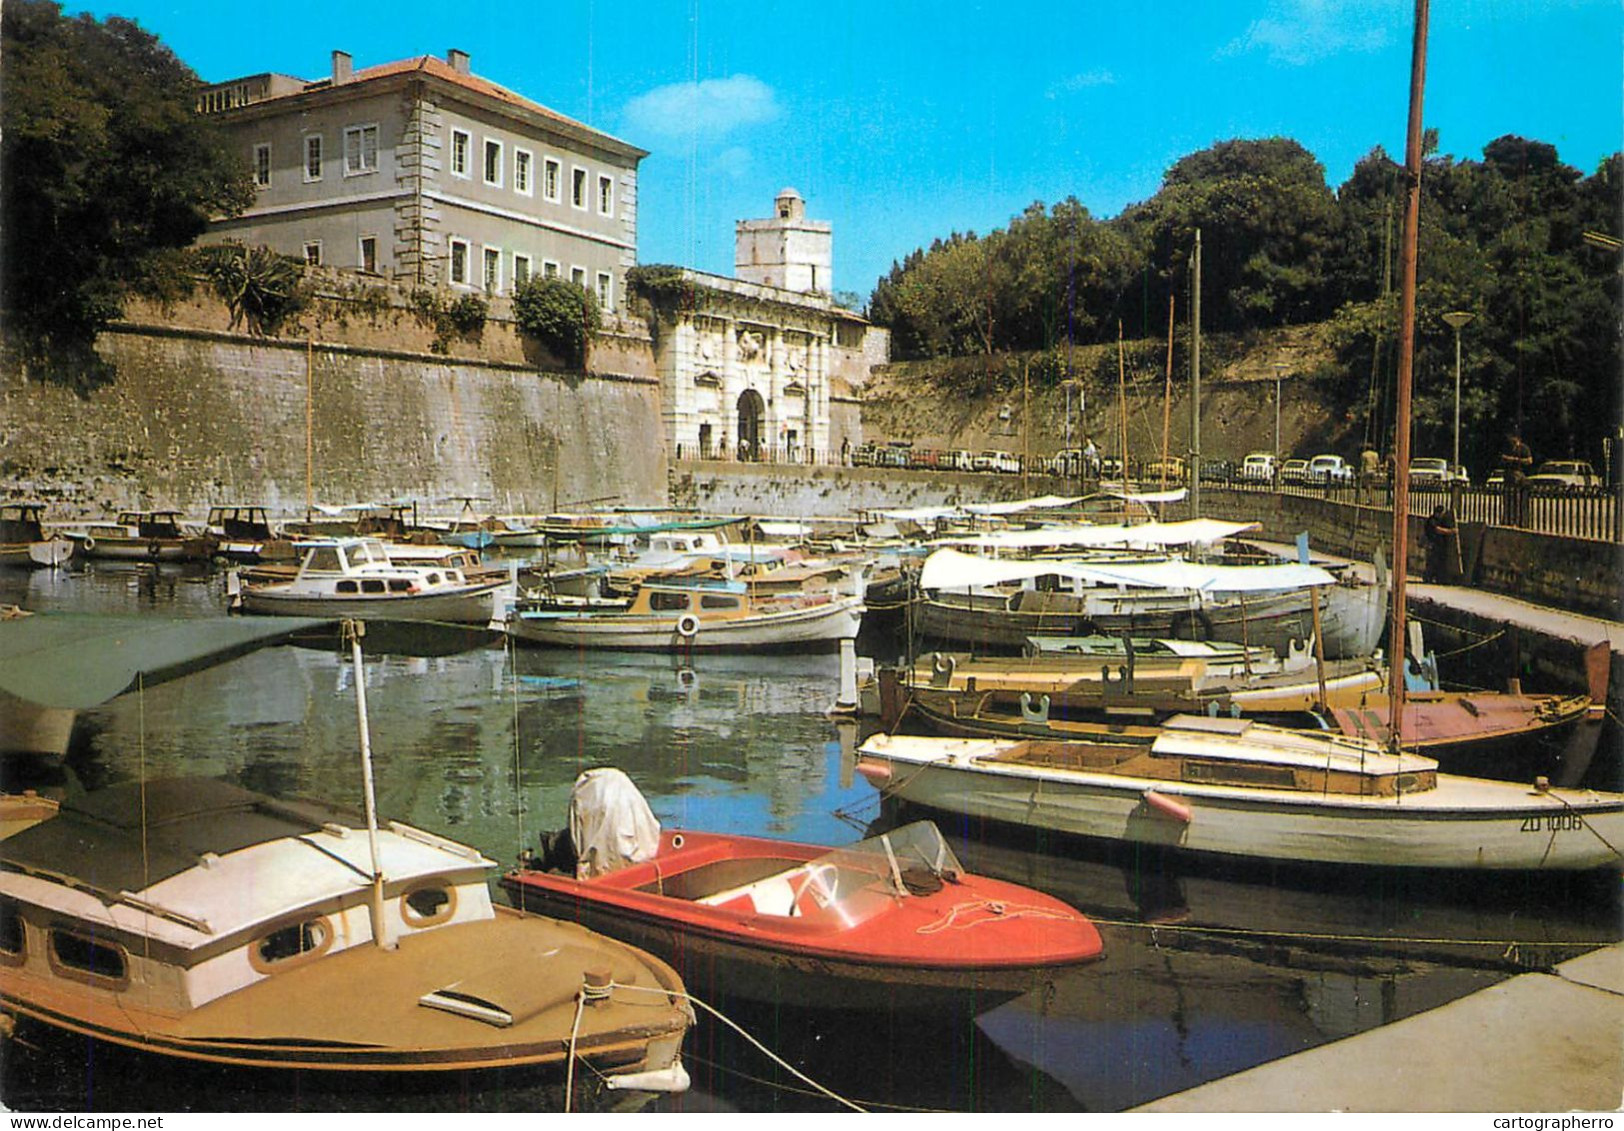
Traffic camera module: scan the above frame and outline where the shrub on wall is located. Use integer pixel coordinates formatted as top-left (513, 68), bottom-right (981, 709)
top-left (194, 243), bottom-right (308, 336)
top-left (512, 277), bottom-right (600, 369)
top-left (408, 287), bottom-right (488, 354)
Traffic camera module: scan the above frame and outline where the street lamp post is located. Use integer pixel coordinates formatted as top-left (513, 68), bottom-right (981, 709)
top-left (1272, 363), bottom-right (1284, 461)
top-left (1442, 312), bottom-right (1475, 485)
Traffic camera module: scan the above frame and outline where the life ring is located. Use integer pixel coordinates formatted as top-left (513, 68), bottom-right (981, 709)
top-left (676, 614), bottom-right (701, 639)
top-left (82, 535), bottom-right (96, 554)
top-left (147, 540), bottom-right (163, 558)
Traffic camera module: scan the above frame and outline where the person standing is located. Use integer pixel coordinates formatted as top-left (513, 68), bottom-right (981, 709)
top-left (1082, 435), bottom-right (1100, 481)
top-left (1499, 432), bottom-right (1532, 525)
top-left (1423, 503), bottom-right (1460, 583)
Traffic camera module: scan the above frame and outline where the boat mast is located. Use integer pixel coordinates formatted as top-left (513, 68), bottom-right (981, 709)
top-left (1116, 322), bottom-right (1130, 520)
top-left (1388, 0), bottom-right (1431, 752)
top-left (345, 619), bottom-right (393, 950)
top-left (1161, 294), bottom-right (1175, 492)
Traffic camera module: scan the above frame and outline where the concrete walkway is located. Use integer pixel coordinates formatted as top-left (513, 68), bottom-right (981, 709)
top-left (1408, 581), bottom-right (1624, 654)
top-left (1134, 942), bottom-right (1624, 1112)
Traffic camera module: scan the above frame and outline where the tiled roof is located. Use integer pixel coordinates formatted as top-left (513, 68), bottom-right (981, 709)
top-left (348, 55), bottom-right (589, 132)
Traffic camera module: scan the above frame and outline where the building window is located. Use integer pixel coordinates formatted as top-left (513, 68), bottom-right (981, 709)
top-left (304, 135), bottom-right (322, 182)
top-left (448, 238), bottom-right (470, 286)
top-left (542, 260), bottom-right (560, 280)
top-left (483, 139), bottom-right (503, 187)
top-left (359, 235), bottom-right (378, 273)
top-left (570, 265), bottom-right (586, 288)
top-left (253, 143), bottom-right (271, 187)
top-left (451, 129), bottom-right (470, 178)
top-left (543, 158), bottom-right (561, 202)
top-left (514, 149), bottom-right (533, 196)
top-left (344, 124), bottom-right (378, 174)
top-left (303, 241), bottom-right (322, 266)
top-left (596, 271), bottom-right (613, 311)
top-left (571, 166), bottom-right (587, 209)
top-left (513, 254), bottom-right (532, 285)
top-left (598, 174), bottom-right (614, 216)
top-left (483, 246), bottom-right (502, 293)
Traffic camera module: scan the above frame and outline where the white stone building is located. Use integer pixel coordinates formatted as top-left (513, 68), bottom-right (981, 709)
top-left (646, 192), bottom-right (877, 463)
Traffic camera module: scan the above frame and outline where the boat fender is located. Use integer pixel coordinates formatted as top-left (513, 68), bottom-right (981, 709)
top-left (1143, 789), bottom-right (1193, 823)
top-left (82, 535), bottom-right (95, 554)
top-left (855, 758), bottom-right (893, 788)
top-left (676, 613), bottom-right (700, 639)
top-left (148, 540), bottom-right (163, 557)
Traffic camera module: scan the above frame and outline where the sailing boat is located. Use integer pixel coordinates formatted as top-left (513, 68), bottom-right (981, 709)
top-left (0, 620), bottom-right (693, 1088)
top-left (855, 2), bottom-right (1624, 870)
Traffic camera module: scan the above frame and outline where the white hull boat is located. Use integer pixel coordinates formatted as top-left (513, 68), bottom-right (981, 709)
top-left (505, 582), bottom-right (863, 651)
top-left (856, 718), bottom-right (1624, 872)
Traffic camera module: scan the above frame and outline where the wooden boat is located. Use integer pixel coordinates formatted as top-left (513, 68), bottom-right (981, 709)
top-left (916, 547), bottom-right (1387, 659)
top-left (503, 576), bottom-right (863, 651)
top-left (204, 505), bottom-right (302, 563)
top-left (230, 537), bottom-right (513, 624)
top-left (0, 503), bottom-right (74, 569)
top-left (70, 510), bottom-right (212, 562)
top-left (0, 778), bottom-right (692, 1081)
top-left (854, 718), bottom-right (1624, 872)
top-left (500, 772), bottom-right (1103, 1012)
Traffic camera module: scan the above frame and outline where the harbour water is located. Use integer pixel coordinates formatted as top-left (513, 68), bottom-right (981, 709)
top-left (3, 559), bottom-right (1618, 1113)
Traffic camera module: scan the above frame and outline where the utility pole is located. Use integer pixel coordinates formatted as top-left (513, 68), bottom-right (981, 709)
top-left (1190, 228), bottom-right (1202, 517)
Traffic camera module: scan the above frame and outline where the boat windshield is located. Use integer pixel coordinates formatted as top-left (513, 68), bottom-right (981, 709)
top-left (796, 821), bottom-right (965, 928)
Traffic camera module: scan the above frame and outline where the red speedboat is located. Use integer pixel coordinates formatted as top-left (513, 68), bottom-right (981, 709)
top-left (501, 819), bottom-right (1104, 1013)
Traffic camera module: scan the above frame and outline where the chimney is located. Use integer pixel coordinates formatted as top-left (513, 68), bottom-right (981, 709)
top-left (331, 50), bottom-right (352, 84)
top-left (447, 49), bottom-right (470, 75)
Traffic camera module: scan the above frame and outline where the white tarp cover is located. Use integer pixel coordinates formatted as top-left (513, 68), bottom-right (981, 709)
top-left (960, 495), bottom-right (1085, 515)
top-left (569, 767), bottom-right (662, 880)
top-left (874, 505), bottom-right (966, 522)
top-left (919, 546), bottom-right (1337, 594)
top-left (938, 518), bottom-right (1260, 552)
top-left (1099, 487), bottom-right (1189, 504)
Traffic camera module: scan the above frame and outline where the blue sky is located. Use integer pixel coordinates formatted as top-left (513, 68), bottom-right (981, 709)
top-left (93, 0), bottom-right (1620, 301)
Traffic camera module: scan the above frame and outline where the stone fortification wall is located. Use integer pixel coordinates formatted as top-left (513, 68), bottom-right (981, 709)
top-left (668, 461), bottom-right (1067, 517)
top-left (3, 315), bottom-right (667, 518)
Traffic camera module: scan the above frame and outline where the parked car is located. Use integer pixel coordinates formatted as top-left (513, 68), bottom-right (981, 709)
top-left (942, 449), bottom-right (975, 472)
top-left (1144, 457), bottom-right (1187, 484)
top-left (1199, 458), bottom-right (1236, 484)
top-left (1526, 460), bottom-right (1600, 493)
top-left (851, 442), bottom-right (881, 467)
top-left (1306, 454), bottom-right (1355, 485)
top-left (1407, 457), bottom-right (1463, 487)
top-left (1279, 458), bottom-right (1310, 485)
top-left (1240, 452), bottom-right (1277, 482)
top-left (974, 450), bottom-right (1020, 474)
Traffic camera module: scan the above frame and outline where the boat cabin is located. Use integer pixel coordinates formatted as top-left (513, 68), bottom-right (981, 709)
top-left (206, 506), bottom-right (274, 540)
top-left (116, 511), bottom-right (188, 539)
top-left (296, 538), bottom-right (470, 590)
top-left (0, 504), bottom-right (49, 542)
top-left (0, 778), bottom-right (496, 1019)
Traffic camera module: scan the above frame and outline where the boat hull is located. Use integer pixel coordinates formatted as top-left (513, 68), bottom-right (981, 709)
top-left (856, 738), bottom-right (1624, 871)
top-left (502, 828), bottom-right (1103, 1013)
top-left (239, 580), bottom-right (511, 624)
top-left (0, 910), bottom-right (690, 1076)
top-left (920, 581), bottom-right (1385, 660)
top-left (507, 594), bottom-right (863, 651)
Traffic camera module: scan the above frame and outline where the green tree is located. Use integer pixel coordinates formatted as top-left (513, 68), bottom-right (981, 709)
top-left (512, 276), bottom-right (600, 368)
top-left (1, 1), bottom-right (253, 388)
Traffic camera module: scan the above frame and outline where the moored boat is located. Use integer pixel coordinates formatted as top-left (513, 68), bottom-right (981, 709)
top-left (503, 574), bottom-right (863, 651)
top-left (0, 776), bottom-right (693, 1084)
top-left (0, 503), bottom-right (74, 569)
top-left (502, 770), bottom-right (1104, 1012)
top-left (855, 719), bottom-right (1624, 872)
top-left (70, 510), bottom-right (211, 562)
top-left (230, 537), bottom-right (513, 623)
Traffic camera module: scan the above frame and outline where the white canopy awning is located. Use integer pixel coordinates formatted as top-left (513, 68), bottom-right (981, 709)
top-left (960, 495), bottom-right (1085, 515)
top-left (937, 518), bottom-right (1260, 553)
top-left (919, 546), bottom-right (1336, 593)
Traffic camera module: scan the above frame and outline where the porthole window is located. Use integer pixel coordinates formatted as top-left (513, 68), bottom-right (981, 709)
top-left (249, 917), bottom-right (332, 973)
top-left (401, 885), bottom-right (456, 927)
top-left (0, 899), bottom-right (24, 960)
top-left (388, 579), bottom-right (411, 593)
top-left (361, 579), bottom-right (385, 594)
top-left (337, 580), bottom-right (359, 594)
top-left (49, 929), bottom-right (128, 986)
